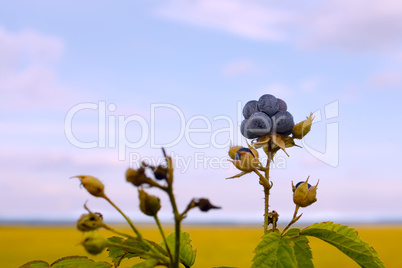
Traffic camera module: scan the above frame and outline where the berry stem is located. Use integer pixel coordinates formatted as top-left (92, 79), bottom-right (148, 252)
top-left (167, 187), bottom-right (181, 268)
top-left (154, 214), bottom-right (174, 265)
top-left (264, 186), bottom-right (270, 234)
top-left (103, 195), bottom-right (143, 239)
top-left (162, 148), bottom-right (181, 268)
top-left (101, 223), bottom-right (136, 239)
top-left (263, 141), bottom-right (273, 234)
top-left (281, 205), bottom-right (301, 236)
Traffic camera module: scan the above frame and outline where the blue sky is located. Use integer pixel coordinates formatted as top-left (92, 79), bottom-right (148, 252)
top-left (1, 0), bottom-right (402, 225)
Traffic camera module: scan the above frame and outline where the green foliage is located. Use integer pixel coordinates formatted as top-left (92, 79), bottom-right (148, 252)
top-left (252, 231), bottom-right (297, 268)
top-left (22, 105), bottom-right (384, 268)
top-left (284, 228), bottom-right (314, 268)
top-left (20, 256), bottom-right (111, 268)
top-left (160, 232), bottom-right (196, 267)
top-left (301, 222), bottom-right (385, 268)
top-left (131, 259), bottom-right (159, 268)
top-left (107, 236), bottom-right (149, 267)
top-left (20, 260), bottom-right (50, 268)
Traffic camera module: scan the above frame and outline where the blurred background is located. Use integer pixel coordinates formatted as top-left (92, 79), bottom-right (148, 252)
top-left (1, 0), bottom-right (402, 226)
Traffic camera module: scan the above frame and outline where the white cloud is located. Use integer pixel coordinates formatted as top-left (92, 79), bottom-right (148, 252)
top-left (0, 27), bottom-right (79, 110)
top-left (300, 0), bottom-right (402, 51)
top-left (156, 0), bottom-right (292, 41)
top-left (221, 59), bottom-right (259, 76)
top-left (156, 0), bottom-right (402, 52)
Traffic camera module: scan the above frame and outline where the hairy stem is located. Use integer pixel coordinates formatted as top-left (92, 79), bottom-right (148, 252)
top-left (155, 215), bottom-right (174, 265)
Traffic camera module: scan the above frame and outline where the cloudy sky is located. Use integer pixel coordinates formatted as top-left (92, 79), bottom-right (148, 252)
top-left (1, 0), bottom-right (401, 225)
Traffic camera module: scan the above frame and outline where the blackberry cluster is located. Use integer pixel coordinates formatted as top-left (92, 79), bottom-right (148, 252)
top-left (241, 94), bottom-right (295, 139)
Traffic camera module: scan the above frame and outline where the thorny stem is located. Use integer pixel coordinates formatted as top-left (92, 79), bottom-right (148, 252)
top-left (281, 205), bottom-right (301, 236)
top-left (263, 140), bottom-right (273, 234)
top-left (264, 187), bottom-right (270, 234)
top-left (155, 214), bottom-right (174, 265)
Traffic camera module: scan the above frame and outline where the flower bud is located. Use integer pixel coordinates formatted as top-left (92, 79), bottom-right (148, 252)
top-left (126, 167), bottom-right (151, 186)
top-left (292, 178), bottom-right (319, 207)
top-left (292, 113), bottom-right (314, 139)
top-left (138, 189), bottom-right (161, 216)
top-left (229, 148), bottom-right (260, 172)
top-left (250, 147), bottom-right (259, 159)
top-left (76, 212), bottom-right (103, 232)
top-left (74, 175), bottom-right (105, 198)
top-left (196, 198), bottom-right (221, 212)
top-left (81, 232), bottom-right (107, 255)
top-left (228, 145), bottom-right (243, 160)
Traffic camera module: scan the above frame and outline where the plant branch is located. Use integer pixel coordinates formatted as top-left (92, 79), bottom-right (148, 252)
top-left (155, 214), bottom-right (174, 265)
top-left (167, 187), bottom-right (181, 268)
top-left (101, 223), bottom-right (136, 239)
top-left (162, 148), bottom-right (181, 268)
top-left (262, 141), bottom-right (273, 234)
top-left (281, 205), bottom-right (302, 236)
top-left (103, 195), bottom-right (142, 239)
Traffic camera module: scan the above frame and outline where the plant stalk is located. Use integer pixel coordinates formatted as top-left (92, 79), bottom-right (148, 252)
top-left (264, 186), bottom-right (270, 234)
top-left (281, 205), bottom-right (301, 236)
top-left (167, 187), bottom-right (181, 268)
top-left (103, 195), bottom-right (142, 239)
top-left (263, 143), bottom-right (272, 234)
top-left (155, 215), bottom-right (174, 265)
top-left (102, 223), bottom-right (136, 239)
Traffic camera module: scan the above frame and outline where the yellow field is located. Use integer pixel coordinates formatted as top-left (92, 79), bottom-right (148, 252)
top-left (2, 224), bottom-right (402, 267)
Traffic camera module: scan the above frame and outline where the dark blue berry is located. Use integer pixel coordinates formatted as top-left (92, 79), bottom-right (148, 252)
top-left (241, 119), bottom-right (258, 139)
top-left (257, 94), bottom-right (279, 116)
top-left (277, 98), bottom-right (287, 111)
top-left (243, 100), bottom-right (259, 119)
top-left (271, 111), bottom-right (294, 134)
top-left (295, 181), bottom-right (312, 189)
top-left (247, 112), bottom-right (272, 137)
top-left (234, 148), bottom-right (254, 160)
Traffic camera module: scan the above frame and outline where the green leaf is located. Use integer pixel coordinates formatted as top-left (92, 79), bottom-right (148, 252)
top-left (131, 259), bottom-right (158, 268)
top-left (252, 231), bottom-right (297, 268)
top-left (20, 260), bottom-right (50, 268)
top-left (50, 256), bottom-right (111, 268)
top-left (107, 236), bottom-right (149, 267)
top-left (161, 232), bottom-right (196, 267)
top-left (284, 228), bottom-right (314, 268)
top-left (301, 222), bottom-right (385, 268)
